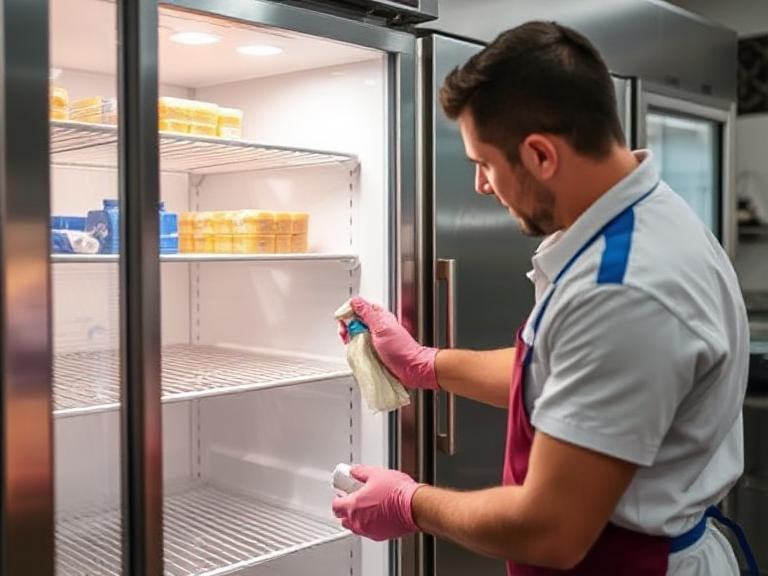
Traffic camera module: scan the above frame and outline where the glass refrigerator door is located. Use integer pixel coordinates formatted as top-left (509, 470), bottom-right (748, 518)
top-left (50, 0), bottom-right (127, 573)
top-left (48, 0), bottom-right (415, 573)
top-left (646, 108), bottom-right (722, 234)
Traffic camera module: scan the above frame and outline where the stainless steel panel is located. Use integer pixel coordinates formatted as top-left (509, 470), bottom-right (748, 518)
top-left (428, 0), bottom-right (737, 102)
top-left (161, 0), bottom-right (414, 54)
top-left (0, 0), bottom-right (54, 574)
top-left (734, 398), bottom-right (768, 574)
top-left (297, 0), bottom-right (438, 24)
top-left (117, 1), bottom-right (163, 574)
top-left (420, 33), bottom-right (539, 576)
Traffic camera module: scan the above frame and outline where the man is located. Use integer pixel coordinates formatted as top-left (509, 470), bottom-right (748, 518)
top-left (332, 21), bottom-right (755, 575)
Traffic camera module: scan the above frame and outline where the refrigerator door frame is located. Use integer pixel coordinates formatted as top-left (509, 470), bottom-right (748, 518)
top-left (637, 85), bottom-right (737, 258)
top-left (291, 0), bottom-right (438, 24)
top-left (611, 74), bottom-right (637, 149)
top-left (0, 0), bottom-right (54, 574)
top-left (118, 1), bottom-right (164, 575)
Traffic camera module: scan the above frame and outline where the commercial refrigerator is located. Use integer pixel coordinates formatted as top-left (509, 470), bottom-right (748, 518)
top-left (415, 32), bottom-right (638, 576)
top-left (638, 87), bottom-right (736, 252)
top-left (1, 0), bottom-right (436, 574)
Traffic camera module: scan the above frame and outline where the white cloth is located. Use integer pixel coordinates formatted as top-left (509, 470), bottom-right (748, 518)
top-left (335, 301), bottom-right (410, 413)
top-left (521, 151), bottom-right (748, 566)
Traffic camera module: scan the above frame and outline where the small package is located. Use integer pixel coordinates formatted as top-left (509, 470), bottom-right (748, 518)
top-left (233, 210), bottom-right (275, 234)
top-left (70, 97), bottom-right (117, 125)
top-left (332, 463), bottom-right (364, 496)
top-left (51, 230), bottom-right (100, 254)
top-left (217, 107), bottom-right (243, 139)
top-left (275, 235), bottom-right (291, 254)
top-left (50, 85), bottom-right (69, 121)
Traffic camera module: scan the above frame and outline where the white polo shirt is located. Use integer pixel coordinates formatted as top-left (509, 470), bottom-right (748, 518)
top-left (523, 150), bottom-right (749, 539)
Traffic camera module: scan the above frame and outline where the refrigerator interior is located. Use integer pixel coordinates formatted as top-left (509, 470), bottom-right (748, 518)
top-left (50, 1), bottom-right (393, 574)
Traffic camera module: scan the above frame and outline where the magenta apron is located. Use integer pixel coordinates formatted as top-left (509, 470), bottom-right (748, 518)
top-left (501, 183), bottom-right (760, 576)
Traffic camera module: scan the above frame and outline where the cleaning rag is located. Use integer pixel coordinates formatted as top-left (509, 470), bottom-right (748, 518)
top-left (335, 300), bottom-right (411, 413)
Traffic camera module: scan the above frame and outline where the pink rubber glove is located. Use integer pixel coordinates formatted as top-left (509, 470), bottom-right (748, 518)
top-left (332, 465), bottom-right (423, 541)
top-left (349, 297), bottom-right (439, 390)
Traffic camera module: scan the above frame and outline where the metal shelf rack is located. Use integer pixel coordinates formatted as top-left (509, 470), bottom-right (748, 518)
top-left (56, 483), bottom-right (349, 576)
top-left (51, 121), bottom-right (358, 174)
top-left (53, 344), bottom-right (351, 418)
top-left (51, 253), bottom-right (360, 268)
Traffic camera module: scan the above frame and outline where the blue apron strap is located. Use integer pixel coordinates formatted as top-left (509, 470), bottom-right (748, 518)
top-left (705, 505), bottom-right (760, 576)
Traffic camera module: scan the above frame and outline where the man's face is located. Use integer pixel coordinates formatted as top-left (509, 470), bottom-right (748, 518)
top-left (457, 110), bottom-right (556, 237)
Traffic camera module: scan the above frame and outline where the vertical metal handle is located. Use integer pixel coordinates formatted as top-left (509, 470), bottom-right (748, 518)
top-left (436, 259), bottom-right (456, 455)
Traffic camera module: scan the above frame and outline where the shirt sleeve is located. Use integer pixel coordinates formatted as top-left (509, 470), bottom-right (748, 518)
top-left (530, 285), bottom-right (710, 466)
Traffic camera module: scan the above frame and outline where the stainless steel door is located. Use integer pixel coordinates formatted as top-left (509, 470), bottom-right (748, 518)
top-left (418, 33), bottom-right (539, 576)
top-left (417, 37), bottom-right (641, 576)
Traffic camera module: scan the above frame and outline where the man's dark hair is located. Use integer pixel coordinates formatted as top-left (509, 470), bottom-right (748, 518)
top-left (440, 21), bottom-right (625, 162)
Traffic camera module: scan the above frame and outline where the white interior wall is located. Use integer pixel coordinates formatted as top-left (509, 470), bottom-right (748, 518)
top-left (52, 49), bottom-right (391, 576)
top-left (199, 378), bottom-right (359, 519)
top-left (194, 56), bottom-right (390, 576)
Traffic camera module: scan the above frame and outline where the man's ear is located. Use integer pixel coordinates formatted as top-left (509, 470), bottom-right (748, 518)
top-left (518, 134), bottom-right (558, 181)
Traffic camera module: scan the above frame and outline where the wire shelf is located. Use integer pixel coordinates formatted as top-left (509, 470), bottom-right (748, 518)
top-left (53, 344), bottom-right (351, 418)
top-left (56, 483), bottom-right (349, 576)
top-left (51, 121), bottom-right (357, 174)
top-left (51, 253), bottom-right (359, 268)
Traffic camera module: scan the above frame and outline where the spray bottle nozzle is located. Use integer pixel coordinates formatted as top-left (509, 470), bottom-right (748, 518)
top-left (347, 319), bottom-right (369, 338)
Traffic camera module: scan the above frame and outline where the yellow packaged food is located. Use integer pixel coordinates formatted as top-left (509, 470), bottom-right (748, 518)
top-left (211, 211), bottom-right (234, 234)
top-left (179, 234), bottom-right (194, 253)
top-left (232, 235), bottom-right (275, 254)
top-left (179, 212), bottom-right (196, 235)
top-left (189, 101), bottom-right (219, 125)
top-left (289, 212), bottom-right (309, 234)
top-left (70, 96), bottom-right (102, 111)
top-left (189, 123), bottom-right (217, 137)
top-left (50, 85), bottom-right (69, 109)
top-left (214, 235), bottom-right (233, 254)
top-left (273, 212), bottom-right (292, 234)
top-left (50, 107), bottom-right (69, 121)
top-left (291, 233), bottom-right (308, 254)
top-left (275, 235), bottom-right (291, 254)
top-left (217, 107), bottom-right (243, 139)
top-left (233, 210), bottom-right (275, 235)
top-left (193, 233), bottom-right (215, 253)
top-left (158, 97), bottom-right (191, 122)
top-left (159, 119), bottom-right (189, 134)
top-left (70, 97), bottom-right (118, 124)
top-left (193, 212), bottom-right (214, 234)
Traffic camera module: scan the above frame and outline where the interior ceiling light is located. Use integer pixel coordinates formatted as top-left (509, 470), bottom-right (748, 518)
top-left (170, 32), bottom-right (221, 45)
top-left (237, 44), bottom-right (283, 56)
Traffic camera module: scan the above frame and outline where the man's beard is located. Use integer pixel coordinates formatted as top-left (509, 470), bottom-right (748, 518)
top-left (514, 166), bottom-right (557, 237)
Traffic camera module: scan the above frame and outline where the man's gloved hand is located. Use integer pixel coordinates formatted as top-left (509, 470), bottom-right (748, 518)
top-left (332, 465), bottom-right (423, 541)
top-left (345, 297), bottom-right (439, 390)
